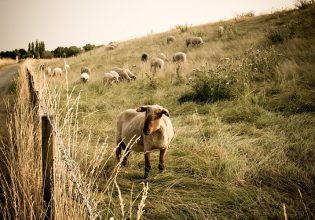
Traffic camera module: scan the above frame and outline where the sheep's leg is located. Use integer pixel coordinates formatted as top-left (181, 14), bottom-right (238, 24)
top-left (116, 142), bottom-right (125, 161)
top-left (158, 149), bottom-right (166, 173)
top-left (116, 142), bottom-right (130, 166)
top-left (144, 152), bottom-right (151, 179)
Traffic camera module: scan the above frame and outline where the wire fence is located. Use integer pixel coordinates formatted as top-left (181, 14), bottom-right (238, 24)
top-left (26, 67), bottom-right (98, 220)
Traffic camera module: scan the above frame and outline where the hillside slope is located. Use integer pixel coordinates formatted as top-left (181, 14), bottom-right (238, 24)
top-left (46, 4), bottom-right (315, 220)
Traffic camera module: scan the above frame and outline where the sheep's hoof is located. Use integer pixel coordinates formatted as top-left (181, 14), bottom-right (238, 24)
top-left (158, 164), bottom-right (165, 173)
top-left (143, 173), bottom-right (149, 179)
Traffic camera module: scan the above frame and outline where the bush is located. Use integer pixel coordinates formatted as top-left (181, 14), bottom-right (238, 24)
top-left (175, 24), bottom-right (190, 33)
top-left (295, 0), bottom-right (314, 9)
top-left (179, 65), bottom-right (238, 103)
top-left (218, 25), bottom-right (239, 40)
top-left (266, 24), bottom-right (295, 44)
top-left (243, 47), bottom-right (282, 81)
top-left (234, 11), bottom-right (255, 21)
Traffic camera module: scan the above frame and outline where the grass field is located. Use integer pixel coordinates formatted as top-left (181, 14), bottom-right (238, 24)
top-left (0, 58), bottom-right (17, 69)
top-left (40, 3), bottom-right (315, 219)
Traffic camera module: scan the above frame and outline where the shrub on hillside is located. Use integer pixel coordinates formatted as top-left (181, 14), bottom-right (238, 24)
top-left (266, 24), bottom-right (295, 44)
top-left (175, 24), bottom-right (190, 33)
top-left (234, 11), bottom-right (255, 21)
top-left (179, 65), bottom-right (238, 103)
top-left (295, 0), bottom-right (314, 9)
top-left (243, 47), bottom-right (282, 81)
top-left (218, 25), bottom-right (239, 40)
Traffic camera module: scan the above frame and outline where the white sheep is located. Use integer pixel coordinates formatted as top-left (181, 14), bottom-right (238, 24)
top-left (103, 72), bottom-right (119, 85)
top-left (112, 67), bottom-right (132, 81)
top-left (218, 26), bottom-right (224, 36)
top-left (81, 67), bottom-right (91, 75)
top-left (124, 69), bottom-right (137, 80)
top-left (172, 52), bottom-right (187, 63)
top-left (186, 36), bottom-right (204, 47)
top-left (166, 36), bottom-right (176, 44)
top-left (80, 72), bottom-right (90, 83)
top-left (46, 67), bottom-right (52, 76)
top-left (150, 58), bottom-right (164, 73)
top-left (116, 105), bottom-right (174, 178)
top-left (52, 67), bottom-right (63, 77)
top-left (110, 70), bottom-right (120, 81)
top-left (157, 53), bottom-right (169, 62)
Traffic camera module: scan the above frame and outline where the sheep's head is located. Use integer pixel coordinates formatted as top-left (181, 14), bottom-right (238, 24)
top-left (136, 105), bottom-right (170, 135)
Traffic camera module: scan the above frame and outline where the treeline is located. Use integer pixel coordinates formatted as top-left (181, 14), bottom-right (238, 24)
top-left (0, 41), bottom-right (98, 59)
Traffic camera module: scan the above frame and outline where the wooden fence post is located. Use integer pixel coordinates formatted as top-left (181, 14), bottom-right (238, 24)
top-left (42, 115), bottom-right (55, 220)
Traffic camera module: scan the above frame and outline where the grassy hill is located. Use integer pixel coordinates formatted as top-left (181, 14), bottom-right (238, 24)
top-left (45, 3), bottom-right (315, 219)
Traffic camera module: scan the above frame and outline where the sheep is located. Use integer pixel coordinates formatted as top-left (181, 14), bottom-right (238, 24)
top-left (157, 53), bottom-right (169, 62)
top-left (218, 26), bottom-right (224, 37)
top-left (186, 36), bottom-right (204, 47)
top-left (124, 69), bottom-right (137, 80)
top-left (141, 53), bottom-right (148, 62)
top-left (116, 104), bottom-right (174, 178)
top-left (52, 67), bottom-right (63, 76)
top-left (103, 72), bottom-right (119, 85)
top-left (46, 67), bottom-right (52, 76)
top-left (80, 72), bottom-right (90, 83)
top-left (150, 57), bottom-right (164, 73)
top-left (172, 52), bottom-right (187, 63)
top-left (112, 67), bottom-right (132, 81)
top-left (81, 67), bottom-right (91, 75)
top-left (110, 70), bottom-right (120, 81)
top-left (166, 36), bottom-right (176, 44)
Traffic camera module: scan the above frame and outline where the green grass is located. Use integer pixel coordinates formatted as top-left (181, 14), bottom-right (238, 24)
top-left (45, 4), bottom-right (315, 219)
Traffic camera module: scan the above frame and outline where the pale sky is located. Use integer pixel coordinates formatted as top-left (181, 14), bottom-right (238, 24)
top-left (0, 0), bottom-right (296, 51)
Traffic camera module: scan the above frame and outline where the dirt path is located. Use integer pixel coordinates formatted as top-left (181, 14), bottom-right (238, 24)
top-left (0, 63), bottom-right (19, 95)
top-left (0, 63), bottom-right (19, 153)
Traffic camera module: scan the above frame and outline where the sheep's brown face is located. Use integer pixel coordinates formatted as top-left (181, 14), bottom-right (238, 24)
top-left (136, 105), bottom-right (170, 135)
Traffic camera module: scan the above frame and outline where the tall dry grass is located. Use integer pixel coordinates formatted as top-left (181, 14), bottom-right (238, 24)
top-left (0, 60), bottom-right (149, 219)
top-left (0, 58), bottom-right (17, 69)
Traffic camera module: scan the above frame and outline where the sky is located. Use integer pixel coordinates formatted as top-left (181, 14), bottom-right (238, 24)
top-left (0, 0), bottom-right (296, 51)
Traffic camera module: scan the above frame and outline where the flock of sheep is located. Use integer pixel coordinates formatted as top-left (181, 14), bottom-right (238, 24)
top-left (41, 32), bottom-right (215, 178)
top-left (142, 36), bottom-right (204, 73)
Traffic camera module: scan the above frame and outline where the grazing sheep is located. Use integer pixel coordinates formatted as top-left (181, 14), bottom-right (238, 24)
top-left (166, 36), bottom-right (176, 44)
top-left (80, 72), bottom-right (90, 83)
top-left (186, 36), bottom-right (204, 47)
top-left (157, 53), bottom-right (169, 62)
top-left (150, 58), bottom-right (164, 73)
top-left (81, 67), bottom-right (91, 75)
top-left (172, 52), bottom-right (187, 63)
top-left (110, 70), bottom-right (120, 81)
top-left (103, 72), bottom-right (119, 85)
top-left (218, 26), bottom-right (224, 36)
top-left (141, 53), bottom-right (148, 62)
top-left (116, 105), bottom-right (174, 178)
top-left (112, 67), bottom-right (132, 81)
top-left (108, 45), bottom-right (116, 50)
top-left (46, 67), bottom-right (52, 76)
top-left (124, 69), bottom-right (137, 80)
top-left (52, 67), bottom-right (63, 76)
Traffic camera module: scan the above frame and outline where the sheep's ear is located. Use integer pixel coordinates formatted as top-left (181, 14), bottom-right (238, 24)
top-left (161, 108), bottom-right (170, 117)
top-left (136, 106), bottom-right (147, 112)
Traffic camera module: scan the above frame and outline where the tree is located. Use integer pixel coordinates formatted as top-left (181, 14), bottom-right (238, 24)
top-left (18, 49), bottom-right (27, 58)
top-left (53, 46), bottom-right (65, 58)
top-left (83, 43), bottom-right (95, 52)
top-left (65, 46), bottom-right (82, 57)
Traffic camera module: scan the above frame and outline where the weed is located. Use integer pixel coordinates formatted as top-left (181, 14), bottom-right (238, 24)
top-left (295, 0), bottom-right (315, 9)
top-left (175, 24), bottom-right (190, 33)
